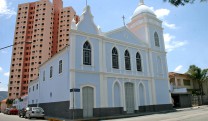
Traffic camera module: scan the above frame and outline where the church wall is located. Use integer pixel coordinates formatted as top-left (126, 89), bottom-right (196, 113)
top-left (38, 48), bottom-right (70, 104)
top-left (155, 80), bottom-right (171, 104)
top-left (151, 53), bottom-right (167, 78)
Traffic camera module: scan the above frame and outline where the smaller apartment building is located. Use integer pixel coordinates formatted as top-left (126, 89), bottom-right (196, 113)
top-left (169, 72), bottom-right (194, 94)
top-left (169, 72), bottom-right (208, 106)
top-left (169, 72), bottom-right (194, 108)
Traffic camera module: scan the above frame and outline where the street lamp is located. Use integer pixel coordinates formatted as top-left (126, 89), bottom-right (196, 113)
top-left (0, 41), bottom-right (32, 50)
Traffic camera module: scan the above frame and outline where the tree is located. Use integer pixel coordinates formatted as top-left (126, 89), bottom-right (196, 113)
top-left (6, 99), bottom-right (14, 107)
top-left (164, 0), bottom-right (207, 6)
top-left (186, 65), bottom-right (208, 104)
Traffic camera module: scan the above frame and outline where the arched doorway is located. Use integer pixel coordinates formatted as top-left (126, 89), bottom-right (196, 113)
top-left (82, 86), bottom-right (94, 118)
top-left (139, 83), bottom-right (145, 106)
top-left (125, 82), bottom-right (134, 113)
top-left (114, 82), bottom-right (121, 107)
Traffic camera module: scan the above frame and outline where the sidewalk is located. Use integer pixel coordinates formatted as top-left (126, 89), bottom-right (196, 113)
top-left (47, 105), bottom-right (208, 121)
top-left (175, 105), bottom-right (208, 112)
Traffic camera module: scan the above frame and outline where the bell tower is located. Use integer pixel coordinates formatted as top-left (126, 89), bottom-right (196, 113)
top-left (127, 0), bottom-right (165, 51)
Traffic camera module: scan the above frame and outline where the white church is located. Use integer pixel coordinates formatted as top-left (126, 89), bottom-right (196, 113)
top-left (28, 0), bottom-right (172, 119)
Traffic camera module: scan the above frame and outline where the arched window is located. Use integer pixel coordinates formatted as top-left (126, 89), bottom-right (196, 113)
top-left (112, 47), bottom-right (119, 69)
top-left (83, 41), bottom-right (91, 65)
top-left (136, 52), bottom-right (142, 71)
top-left (154, 32), bottom-right (160, 47)
top-left (125, 50), bottom-right (131, 70)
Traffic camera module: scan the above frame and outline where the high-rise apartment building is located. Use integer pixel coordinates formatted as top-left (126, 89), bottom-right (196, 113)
top-left (8, 0), bottom-right (78, 99)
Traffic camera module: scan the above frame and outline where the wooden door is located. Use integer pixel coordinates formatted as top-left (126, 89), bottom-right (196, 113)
top-left (125, 82), bottom-right (134, 113)
top-left (83, 86), bottom-right (94, 118)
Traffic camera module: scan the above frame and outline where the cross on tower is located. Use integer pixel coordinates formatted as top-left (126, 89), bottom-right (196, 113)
top-left (122, 15), bottom-right (126, 26)
top-left (139, 0), bottom-right (144, 5)
top-left (140, 0), bottom-right (144, 4)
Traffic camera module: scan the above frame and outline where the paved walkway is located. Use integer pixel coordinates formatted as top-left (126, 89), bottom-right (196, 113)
top-left (47, 105), bottom-right (208, 121)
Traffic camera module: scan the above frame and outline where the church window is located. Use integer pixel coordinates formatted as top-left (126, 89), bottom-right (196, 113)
top-left (50, 66), bottom-right (53, 78)
top-left (154, 32), bottom-right (160, 47)
top-left (112, 47), bottom-right (119, 69)
top-left (125, 50), bottom-right (131, 70)
top-left (83, 41), bottom-right (91, 65)
top-left (59, 60), bottom-right (62, 74)
top-left (136, 52), bottom-right (142, 71)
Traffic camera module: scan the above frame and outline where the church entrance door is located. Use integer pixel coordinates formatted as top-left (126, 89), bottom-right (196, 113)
top-left (125, 82), bottom-right (134, 113)
top-left (82, 86), bottom-right (94, 118)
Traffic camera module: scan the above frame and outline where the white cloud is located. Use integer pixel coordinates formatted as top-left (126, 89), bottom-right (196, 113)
top-left (0, 85), bottom-right (8, 91)
top-left (150, 8), bottom-right (177, 29)
top-left (174, 65), bottom-right (183, 72)
top-left (164, 33), bottom-right (187, 52)
top-left (0, 0), bottom-right (16, 18)
top-left (3, 72), bottom-right (9, 77)
top-left (0, 67), bottom-right (3, 72)
top-left (163, 21), bottom-right (176, 29)
top-left (0, 50), bottom-right (8, 54)
top-left (154, 8), bottom-right (170, 19)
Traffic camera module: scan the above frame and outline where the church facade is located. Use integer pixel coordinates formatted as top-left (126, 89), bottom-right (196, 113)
top-left (28, 1), bottom-right (172, 119)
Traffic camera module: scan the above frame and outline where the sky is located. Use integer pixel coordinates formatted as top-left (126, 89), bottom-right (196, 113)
top-left (0, 0), bottom-right (208, 91)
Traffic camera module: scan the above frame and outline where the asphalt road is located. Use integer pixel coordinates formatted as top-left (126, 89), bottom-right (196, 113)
top-left (0, 113), bottom-right (46, 121)
top-left (1, 106), bottom-right (208, 121)
top-left (106, 106), bottom-right (208, 121)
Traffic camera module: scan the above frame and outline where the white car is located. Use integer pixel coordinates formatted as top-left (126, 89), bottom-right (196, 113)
top-left (25, 107), bottom-right (45, 119)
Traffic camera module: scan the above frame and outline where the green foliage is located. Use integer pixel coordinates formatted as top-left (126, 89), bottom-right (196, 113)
top-left (164, 0), bottom-right (207, 6)
top-left (18, 98), bottom-right (23, 102)
top-left (192, 89), bottom-right (204, 95)
top-left (186, 65), bottom-right (208, 96)
top-left (6, 99), bottom-right (14, 105)
top-left (186, 65), bottom-right (208, 82)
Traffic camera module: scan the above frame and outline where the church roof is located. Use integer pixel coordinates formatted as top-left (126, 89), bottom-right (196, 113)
top-left (132, 0), bottom-right (155, 19)
top-left (76, 5), bottom-right (99, 35)
top-left (105, 26), bottom-right (147, 47)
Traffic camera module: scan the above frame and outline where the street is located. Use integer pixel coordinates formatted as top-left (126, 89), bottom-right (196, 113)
top-left (0, 113), bottom-right (46, 121)
top-left (106, 106), bottom-right (208, 121)
top-left (1, 106), bottom-right (208, 121)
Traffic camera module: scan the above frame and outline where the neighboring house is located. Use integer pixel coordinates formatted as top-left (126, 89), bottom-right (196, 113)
top-left (169, 72), bottom-right (194, 93)
top-left (169, 72), bottom-right (194, 108)
top-left (1, 99), bottom-right (7, 112)
top-left (169, 72), bottom-right (208, 105)
top-left (28, 1), bottom-right (172, 119)
top-left (13, 95), bottom-right (28, 110)
top-left (202, 82), bottom-right (208, 104)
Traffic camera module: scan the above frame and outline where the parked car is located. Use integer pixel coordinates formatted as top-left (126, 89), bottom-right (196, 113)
top-left (8, 108), bottom-right (18, 115)
top-left (18, 108), bottom-right (26, 118)
top-left (3, 108), bottom-right (11, 114)
top-left (25, 107), bottom-right (45, 119)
